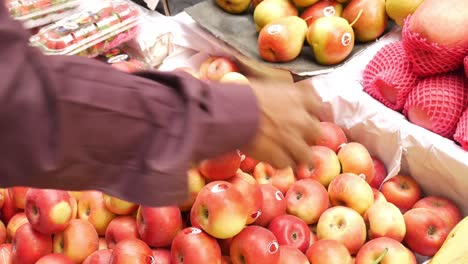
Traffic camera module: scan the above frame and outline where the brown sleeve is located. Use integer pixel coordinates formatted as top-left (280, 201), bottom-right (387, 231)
top-left (0, 5), bottom-right (259, 207)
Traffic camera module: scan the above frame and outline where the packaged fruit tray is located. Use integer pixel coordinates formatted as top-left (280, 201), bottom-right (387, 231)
top-left (29, 0), bottom-right (142, 57)
top-left (7, 0), bottom-right (83, 29)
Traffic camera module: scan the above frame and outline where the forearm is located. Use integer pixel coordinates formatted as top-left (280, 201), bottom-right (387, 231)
top-left (0, 7), bottom-right (259, 206)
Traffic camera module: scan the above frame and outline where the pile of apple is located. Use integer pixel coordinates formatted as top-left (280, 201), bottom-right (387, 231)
top-left (213, 0), bottom-right (422, 66)
top-left (0, 118), bottom-right (462, 264)
top-left (0, 57), bottom-right (462, 264)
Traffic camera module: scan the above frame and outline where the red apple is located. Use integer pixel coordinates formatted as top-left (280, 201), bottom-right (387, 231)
top-left (53, 219), bottom-right (99, 263)
top-left (25, 188), bottom-right (74, 234)
top-left (369, 156), bottom-right (388, 189)
top-left (109, 238), bottom-right (153, 264)
top-left (295, 145), bottom-right (341, 187)
top-left (191, 181), bottom-right (249, 239)
top-left (199, 56), bottom-right (240, 81)
top-left (301, 0), bottom-right (344, 26)
top-left (11, 223), bottom-right (53, 264)
top-left (6, 212), bottom-right (29, 241)
top-left (311, 121), bottom-right (348, 152)
top-left (1, 188), bottom-right (19, 224)
top-left (372, 188), bottom-right (387, 204)
top-left (337, 142), bottom-right (375, 184)
top-left (413, 196), bottom-right (462, 230)
top-left (239, 153), bottom-right (259, 173)
top-left (106, 216), bottom-right (139, 249)
top-left (152, 248), bottom-right (171, 264)
top-left (278, 245), bottom-right (309, 264)
top-left (306, 239), bottom-right (353, 264)
top-left (268, 214), bottom-right (311, 253)
top-left (355, 237), bottom-right (416, 264)
top-left (403, 208), bottom-right (450, 256)
top-left (78, 191), bottom-right (116, 236)
top-left (328, 173), bottom-right (374, 215)
top-left (317, 206), bottom-right (367, 254)
top-left (179, 168), bottom-right (206, 212)
top-left (230, 226), bottom-right (280, 264)
top-left (253, 162), bottom-right (296, 195)
top-left (0, 243), bottom-right (12, 263)
top-left (103, 193), bottom-right (138, 216)
top-left (36, 253), bottom-right (75, 264)
top-left (364, 202), bottom-right (406, 242)
top-left (137, 205), bottom-right (182, 248)
top-left (82, 249), bottom-right (112, 264)
top-left (285, 179), bottom-right (329, 224)
top-left (226, 171), bottom-right (263, 224)
top-left (381, 175), bottom-right (422, 213)
top-left (12, 187), bottom-right (29, 210)
top-left (254, 184), bottom-right (287, 227)
top-left (171, 227), bottom-right (222, 264)
top-left (199, 151), bottom-right (241, 181)
top-left (0, 221), bottom-right (6, 244)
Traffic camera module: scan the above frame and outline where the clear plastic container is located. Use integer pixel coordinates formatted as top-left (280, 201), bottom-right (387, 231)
top-left (7, 0), bottom-right (83, 29)
top-left (29, 1), bottom-right (142, 57)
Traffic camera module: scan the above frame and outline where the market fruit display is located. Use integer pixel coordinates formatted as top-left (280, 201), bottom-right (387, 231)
top-left (29, 1), bottom-right (141, 57)
top-left (0, 56), bottom-right (463, 263)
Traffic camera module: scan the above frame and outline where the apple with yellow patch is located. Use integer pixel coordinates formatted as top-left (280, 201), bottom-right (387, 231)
top-left (24, 188), bottom-right (75, 235)
top-left (103, 193), bottom-right (139, 216)
top-left (78, 191), bottom-right (117, 236)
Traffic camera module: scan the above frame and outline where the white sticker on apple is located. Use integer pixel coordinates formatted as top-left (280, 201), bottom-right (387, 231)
top-left (189, 227), bottom-right (202, 234)
top-left (251, 210), bottom-right (262, 221)
top-left (267, 241), bottom-right (279, 254)
top-left (323, 6), bottom-right (336, 17)
top-left (275, 191), bottom-right (284, 201)
top-left (341, 33), bottom-right (352, 47)
top-left (268, 25), bottom-right (283, 35)
top-left (210, 183), bottom-right (228, 193)
top-left (147, 256), bottom-right (156, 264)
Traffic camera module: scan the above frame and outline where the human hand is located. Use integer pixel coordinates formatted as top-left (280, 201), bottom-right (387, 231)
top-left (240, 78), bottom-right (320, 170)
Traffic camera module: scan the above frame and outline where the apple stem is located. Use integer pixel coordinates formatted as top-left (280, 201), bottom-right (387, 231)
top-left (371, 248), bottom-right (388, 264)
top-left (349, 9), bottom-right (363, 27)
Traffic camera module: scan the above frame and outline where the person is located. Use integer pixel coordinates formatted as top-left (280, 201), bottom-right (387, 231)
top-left (0, 3), bottom-right (320, 207)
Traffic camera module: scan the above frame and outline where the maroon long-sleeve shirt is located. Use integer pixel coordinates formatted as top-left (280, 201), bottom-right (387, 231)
top-left (0, 4), bottom-right (260, 207)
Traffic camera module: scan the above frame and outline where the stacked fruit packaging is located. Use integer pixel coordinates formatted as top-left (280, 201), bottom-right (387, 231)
top-left (6, 0), bottom-right (83, 29)
top-left (362, 41), bottom-right (419, 111)
top-left (29, 0), bottom-right (142, 57)
top-left (362, 16), bottom-right (468, 149)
